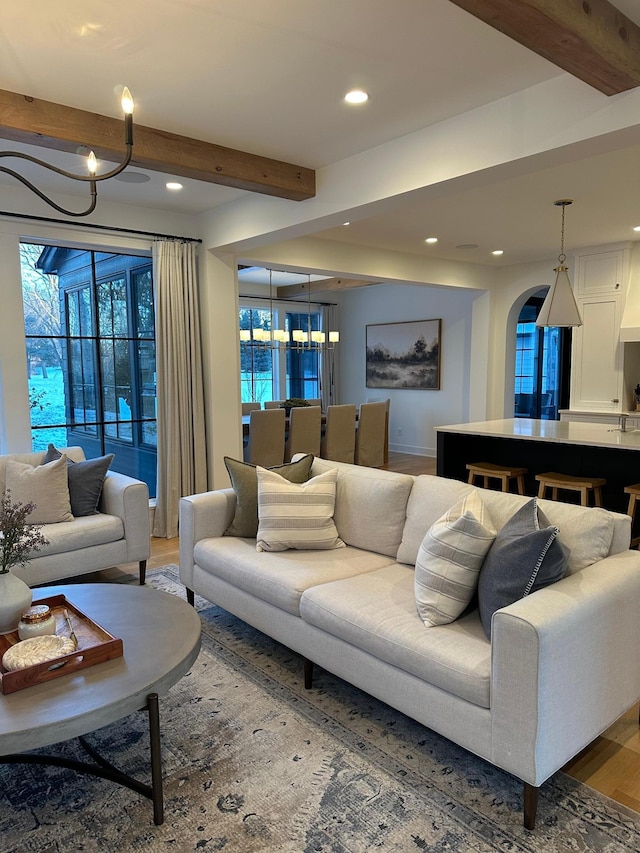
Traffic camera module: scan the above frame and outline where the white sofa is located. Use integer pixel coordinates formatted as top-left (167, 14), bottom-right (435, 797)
top-left (179, 456), bottom-right (640, 829)
top-left (1, 447), bottom-right (150, 586)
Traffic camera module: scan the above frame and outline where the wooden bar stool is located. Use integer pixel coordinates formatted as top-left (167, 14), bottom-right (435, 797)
top-left (624, 483), bottom-right (640, 547)
top-left (466, 462), bottom-right (527, 495)
top-left (535, 472), bottom-right (606, 507)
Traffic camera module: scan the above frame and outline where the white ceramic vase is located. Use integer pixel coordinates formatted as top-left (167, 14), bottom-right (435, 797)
top-left (0, 570), bottom-right (33, 634)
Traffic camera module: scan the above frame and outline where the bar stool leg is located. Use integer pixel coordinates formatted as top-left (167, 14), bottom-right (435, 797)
top-left (467, 471), bottom-right (474, 485)
top-left (537, 481), bottom-right (546, 499)
top-left (552, 487), bottom-right (558, 501)
top-left (594, 487), bottom-right (602, 507)
top-left (517, 475), bottom-right (525, 496)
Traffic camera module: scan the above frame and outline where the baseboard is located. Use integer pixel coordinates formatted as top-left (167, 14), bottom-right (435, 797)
top-left (388, 442), bottom-right (435, 457)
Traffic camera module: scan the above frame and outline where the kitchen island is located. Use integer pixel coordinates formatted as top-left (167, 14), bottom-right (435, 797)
top-left (435, 418), bottom-right (640, 513)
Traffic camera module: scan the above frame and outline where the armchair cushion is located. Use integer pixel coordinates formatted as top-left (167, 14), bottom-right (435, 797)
top-left (5, 456), bottom-right (73, 524)
top-left (44, 444), bottom-right (114, 516)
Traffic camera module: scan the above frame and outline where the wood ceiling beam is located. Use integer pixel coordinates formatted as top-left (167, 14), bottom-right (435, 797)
top-left (448, 0), bottom-right (640, 95)
top-left (276, 278), bottom-right (380, 299)
top-left (0, 89), bottom-right (315, 201)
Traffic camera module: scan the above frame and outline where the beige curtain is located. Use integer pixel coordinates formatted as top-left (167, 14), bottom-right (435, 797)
top-left (152, 240), bottom-right (207, 538)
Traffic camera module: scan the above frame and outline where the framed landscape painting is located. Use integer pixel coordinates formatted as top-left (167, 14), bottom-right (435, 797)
top-left (366, 318), bottom-right (441, 390)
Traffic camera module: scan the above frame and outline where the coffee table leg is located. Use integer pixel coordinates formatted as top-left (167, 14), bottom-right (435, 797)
top-left (148, 692), bottom-right (164, 825)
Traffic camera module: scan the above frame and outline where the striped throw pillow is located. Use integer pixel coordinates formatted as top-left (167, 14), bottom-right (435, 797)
top-left (256, 467), bottom-right (345, 552)
top-left (414, 491), bottom-right (496, 627)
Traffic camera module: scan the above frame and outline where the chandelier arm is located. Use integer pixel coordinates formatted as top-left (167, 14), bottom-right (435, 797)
top-left (0, 144), bottom-right (133, 183)
top-left (0, 165), bottom-right (97, 217)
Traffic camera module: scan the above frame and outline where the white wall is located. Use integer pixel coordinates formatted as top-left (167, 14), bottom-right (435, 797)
top-left (337, 283), bottom-right (488, 457)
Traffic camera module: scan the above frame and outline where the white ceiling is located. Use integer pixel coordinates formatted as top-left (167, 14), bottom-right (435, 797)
top-left (2, 0), bottom-right (640, 268)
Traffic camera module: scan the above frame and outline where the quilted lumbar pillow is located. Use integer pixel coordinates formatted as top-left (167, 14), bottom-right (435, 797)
top-left (256, 466), bottom-right (345, 552)
top-left (4, 455), bottom-right (73, 523)
top-left (224, 454), bottom-right (314, 538)
top-left (477, 497), bottom-right (569, 640)
top-left (414, 491), bottom-right (496, 627)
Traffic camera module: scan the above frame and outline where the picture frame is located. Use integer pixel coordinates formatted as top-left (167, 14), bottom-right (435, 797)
top-left (366, 318), bottom-right (441, 390)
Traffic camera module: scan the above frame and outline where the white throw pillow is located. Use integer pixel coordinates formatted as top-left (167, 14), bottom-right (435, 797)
top-left (5, 455), bottom-right (74, 524)
top-left (256, 467), bottom-right (345, 552)
top-left (415, 492), bottom-right (496, 627)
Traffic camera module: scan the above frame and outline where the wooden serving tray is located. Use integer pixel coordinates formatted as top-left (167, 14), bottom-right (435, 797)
top-left (0, 594), bottom-right (123, 694)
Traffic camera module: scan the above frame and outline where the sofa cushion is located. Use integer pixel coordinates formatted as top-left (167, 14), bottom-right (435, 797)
top-left (397, 475), bottom-right (474, 565)
top-left (310, 457), bottom-right (414, 558)
top-left (478, 490), bottom-right (614, 575)
top-left (415, 492), bottom-right (496, 627)
top-left (193, 537), bottom-right (394, 616)
top-left (478, 498), bottom-right (569, 640)
top-left (36, 513), bottom-right (125, 557)
top-left (256, 467), bottom-right (345, 552)
top-left (397, 475), bottom-right (615, 574)
top-left (43, 444), bottom-right (114, 516)
top-left (300, 563), bottom-right (492, 708)
top-left (5, 456), bottom-right (74, 524)
top-left (224, 454), bottom-right (314, 538)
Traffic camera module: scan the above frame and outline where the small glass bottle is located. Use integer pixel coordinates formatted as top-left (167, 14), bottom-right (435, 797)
top-left (18, 605), bottom-right (57, 640)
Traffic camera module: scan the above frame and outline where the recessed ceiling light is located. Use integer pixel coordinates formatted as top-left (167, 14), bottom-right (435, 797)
top-left (344, 90), bottom-right (368, 105)
top-left (342, 221), bottom-right (350, 226)
top-left (166, 181), bottom-right (183, 191)
top-left (634, 226), bottom-right (640, 232)
top-left (492, 249), bottom-right (504, 256)
top-left (424, 236), bottom-right (438, 244)
top-left (115, 171), bottom-right (150, 184)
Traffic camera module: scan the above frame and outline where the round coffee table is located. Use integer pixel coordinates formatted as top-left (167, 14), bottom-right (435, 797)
top-left (0, 583), bottom-right (201, 825)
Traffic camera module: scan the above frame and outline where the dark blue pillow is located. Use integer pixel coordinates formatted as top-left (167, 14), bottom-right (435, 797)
top-left (43, 444), bottom-right (114, 516)
top-left (477, 498), bottom-right (569, 640)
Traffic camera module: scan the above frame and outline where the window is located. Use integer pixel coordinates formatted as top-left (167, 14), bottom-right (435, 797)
top-left (514, 293), bottom-right (571, 420)
top-left (239, 301), bottom-right (321, 404)
top-left (21, 243), bottom-right (157, 496)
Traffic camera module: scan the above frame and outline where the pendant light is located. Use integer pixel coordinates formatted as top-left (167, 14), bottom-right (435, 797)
top-left (291, 275), bottom-right (339, 349)
top-left (536, 199), bottom-right (582, 328)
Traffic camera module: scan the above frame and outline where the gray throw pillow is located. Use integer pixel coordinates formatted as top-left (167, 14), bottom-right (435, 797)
top-left (44, 444), bottom-right (114, 516)
top-left (477, 498), bottom-right (569, 640)
top-left (224, 454), bottom-right (314, 538)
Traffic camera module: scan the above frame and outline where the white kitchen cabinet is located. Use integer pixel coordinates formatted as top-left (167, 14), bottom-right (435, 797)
top-left (570, 293), bottom-right (624, 412)
top-left (575, 248), bottom-right (626, 297)
top-left (569, 245), bottom-right (632, 413)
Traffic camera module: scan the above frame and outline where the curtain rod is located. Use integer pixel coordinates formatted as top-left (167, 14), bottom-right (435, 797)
top-left (0, 210), bottom-right (202, 243)
top-left (239, 292), bottom-right (337, 307)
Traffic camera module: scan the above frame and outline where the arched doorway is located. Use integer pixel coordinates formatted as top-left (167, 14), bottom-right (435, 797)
top-left (514, 289), bottom-right (572, 420)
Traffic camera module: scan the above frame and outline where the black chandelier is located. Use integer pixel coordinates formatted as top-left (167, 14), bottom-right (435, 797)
top-left (0, 87), bottom-right (134, 218)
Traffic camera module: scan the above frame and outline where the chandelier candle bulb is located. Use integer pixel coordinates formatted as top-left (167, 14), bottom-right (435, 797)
top-left (329, 331), bottom-right (340, 343)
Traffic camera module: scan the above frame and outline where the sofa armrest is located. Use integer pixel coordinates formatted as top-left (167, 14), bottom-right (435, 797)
top-left (179, 489), bottom-right (237, 591)
top-left (490, 549), bottom-right (640, 787)
top-left (100, 471), bottom-right (150, 562)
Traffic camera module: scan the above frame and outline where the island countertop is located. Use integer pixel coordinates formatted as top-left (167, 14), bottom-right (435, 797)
top-left (435, 418), bottom-right (640, 450)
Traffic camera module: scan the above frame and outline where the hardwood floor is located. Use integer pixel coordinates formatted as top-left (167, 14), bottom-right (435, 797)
top-left (109, 450), bottom-right (640, 815)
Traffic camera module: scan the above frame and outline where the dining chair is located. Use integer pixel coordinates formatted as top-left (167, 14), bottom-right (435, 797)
top-left (285, 405), bottom-right (321, 462)
top-left (264, 400), bottom-right (285, 410)
top-left (241, 402), bottom-right (261, 415)
top-left (366, 396), bottom-right (390, 464)
top-left (321, 404), bottom-right (357, 463)
top-left (355, 401), bottom-right (387, 467)
top-left (244, 408), bottom-right (286, 467)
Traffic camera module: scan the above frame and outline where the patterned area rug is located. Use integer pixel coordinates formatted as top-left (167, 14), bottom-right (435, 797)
top-left (1, 566), bottom-right (640, 853)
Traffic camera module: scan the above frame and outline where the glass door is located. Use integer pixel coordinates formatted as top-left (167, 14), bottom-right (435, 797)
top-left (514, 294), bottom-right (571, 420)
